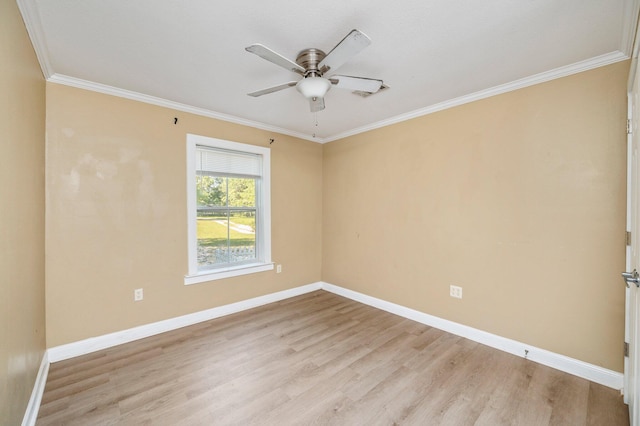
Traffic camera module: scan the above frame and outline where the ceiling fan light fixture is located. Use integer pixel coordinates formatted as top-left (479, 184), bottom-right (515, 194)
top-left (296, 76), bottom-right (331, 100)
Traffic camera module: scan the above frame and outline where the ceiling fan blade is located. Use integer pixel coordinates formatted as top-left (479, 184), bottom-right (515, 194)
top-left (318, 29), bottom-right (371, 74)
top-left (329, 75), bottom-right (383, 93)
top-left (247, 81), bottom-right (298, 97)
top-left (309, 97), bottom-right (325, 112)
top-left (245, 44), bottom-right (305, 75)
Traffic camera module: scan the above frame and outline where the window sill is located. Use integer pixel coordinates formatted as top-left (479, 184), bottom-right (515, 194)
top-left (184, 262), bottom-right (274, 285)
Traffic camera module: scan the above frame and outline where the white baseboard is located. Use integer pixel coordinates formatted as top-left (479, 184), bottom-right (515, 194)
top-left (45, 279), bottom-right (623, 391)
top-left (48, 282), bottom-right (322, 363)
top-left (21, 351), bottom-right (49, 426)
top-left (320, 282), bottom-right (624, 390)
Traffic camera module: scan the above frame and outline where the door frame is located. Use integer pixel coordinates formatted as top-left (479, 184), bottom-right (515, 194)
top-left (626, 17), bottom-right (640, 418)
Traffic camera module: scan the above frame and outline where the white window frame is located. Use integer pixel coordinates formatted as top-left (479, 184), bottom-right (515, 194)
top-left (185, 134), bottom-right (272, 285)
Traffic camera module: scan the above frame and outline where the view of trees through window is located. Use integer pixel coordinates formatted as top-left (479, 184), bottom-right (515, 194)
top-left (196, 175), bottom-right (257, 268)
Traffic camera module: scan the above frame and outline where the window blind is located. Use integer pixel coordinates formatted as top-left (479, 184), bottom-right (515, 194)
top-left (196, 146), bottom-right (262, 177)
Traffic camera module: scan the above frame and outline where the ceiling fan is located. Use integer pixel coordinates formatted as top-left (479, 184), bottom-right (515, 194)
top-left (245, 29), bottom-right (385, 112)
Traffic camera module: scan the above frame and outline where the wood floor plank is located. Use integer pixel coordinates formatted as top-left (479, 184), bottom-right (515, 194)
top-left (36, 290), bottom-right (628, 425)
top-left (547, 370), bottom-right (590, 426)
top-left (318, 365), bottom-right (420, 425)
top-left (587, 381), bottom-right (630, 426)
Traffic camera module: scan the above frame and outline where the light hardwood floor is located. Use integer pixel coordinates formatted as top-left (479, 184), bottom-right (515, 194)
top-left (37, 290), bottom-right (628, 425)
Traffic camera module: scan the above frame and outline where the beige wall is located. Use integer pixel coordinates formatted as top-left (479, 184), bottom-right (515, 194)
top-left (42, 47), bottom-right (629, 374)
top-left (0, 1), bottom-right (630, 416)
top-left (0, 0), bottom-right (47, 424)
top-left (323, 61), bottom-right (629, 371)
top-left (45, 84), bottom-right (323, 347)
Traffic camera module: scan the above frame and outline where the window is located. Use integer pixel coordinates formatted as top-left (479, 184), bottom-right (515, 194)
top-left (185, 134), bottom-right (272, 284)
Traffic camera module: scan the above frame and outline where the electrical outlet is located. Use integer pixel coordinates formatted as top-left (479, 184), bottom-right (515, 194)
top-left (276, 264), bottom-right (282, 273)
top-left (450, 285), bottom-right (462, 299)
top-left (134, 288), bottom-right (143, 301)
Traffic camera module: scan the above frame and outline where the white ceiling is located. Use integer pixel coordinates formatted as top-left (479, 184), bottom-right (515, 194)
top-left (19, 0), bottom-right (639, 142)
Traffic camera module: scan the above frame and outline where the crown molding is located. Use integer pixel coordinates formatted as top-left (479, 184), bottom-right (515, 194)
top-left (323, 51), bottom-right (629, 143)
top-left (48, 48), bottom-right (627, 146)
top-left (19, 0), bottom-right (637, 144)
top-left (620, 0), bottom-right (639, 100)
top-left (622, 0), bottom-right (640, 57)
top-left (47, 74), bottom-right (320, 143)
top-left (16, 0), bottom-right (53, 79)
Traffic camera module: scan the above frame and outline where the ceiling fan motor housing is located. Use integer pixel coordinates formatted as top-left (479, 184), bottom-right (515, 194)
top-left (295, 48), bottom-right (332, 101)
top-left (296, 48), bottom-right (327, 77)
